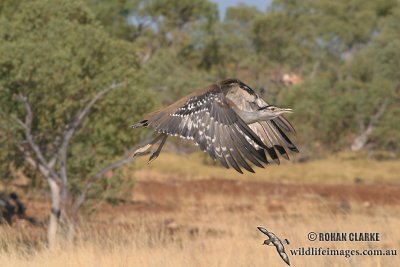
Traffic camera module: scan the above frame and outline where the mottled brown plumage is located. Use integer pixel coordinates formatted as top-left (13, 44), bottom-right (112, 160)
top-left (131, 79), bottom-right (298, 173)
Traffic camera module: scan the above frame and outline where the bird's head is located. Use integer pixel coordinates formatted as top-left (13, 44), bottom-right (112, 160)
top-left (258, 105), bottom-right (293, 119)
top-left (263, 239), bottom-right (272, 245)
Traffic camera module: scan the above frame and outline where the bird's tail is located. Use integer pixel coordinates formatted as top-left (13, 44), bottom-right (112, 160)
top-left (131, 119), bottom-right (149, 129)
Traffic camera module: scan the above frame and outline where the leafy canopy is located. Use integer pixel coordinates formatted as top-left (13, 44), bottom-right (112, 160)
top-left (0, 0), bottom-right (153, 195)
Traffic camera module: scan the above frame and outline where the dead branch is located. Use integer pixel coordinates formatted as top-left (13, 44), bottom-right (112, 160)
top-left (72, 137), bottom-right (154, 214)
top-left (351, 98), bottom-right (389, 151)
top-left (58, 82), bottom-right (126, 185)
top-left (17, 144), bottom-right (52, 178)
top-left (13, 95), bottom-right (60, 181)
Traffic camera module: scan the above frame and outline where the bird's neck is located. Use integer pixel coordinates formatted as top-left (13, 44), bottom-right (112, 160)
top-left (234, 109), bottom-right (275, 124)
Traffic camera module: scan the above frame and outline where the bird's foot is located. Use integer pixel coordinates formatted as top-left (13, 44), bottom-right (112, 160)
top-left (130, 144), bottom-right (152, 159)
top-left (147, 151), bottom-right (160, 165)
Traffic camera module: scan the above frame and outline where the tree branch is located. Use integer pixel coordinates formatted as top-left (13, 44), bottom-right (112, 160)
top-left (13, 94), bottom-right (60, 181)
top-left (72, 138), bottom-right (153, 214)
top-left (58, 82), bottom-right (126, 182)
top-left (17, 144), bottom-right (52, 178)
top-left (14, 82), bottom-right (128, 216)
top-left (351, 98), bottom-right (389, 151)
top-left (369, 98), bottom-right (389, 126)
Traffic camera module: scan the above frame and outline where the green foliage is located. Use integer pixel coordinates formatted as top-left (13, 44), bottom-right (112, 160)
top-left (84, 0), bottom-right (151, 41)
top-left (86, 0), bottom-right (219, 104)
top-left (0, 0), bottom-right (153, 200)
top-left (265, 0), bottom-right (400, 153)
top-left (140, 50), bottom-right (208, 104)
top-left (144, 0), bottom-right (218, 29)
top-left (1, 0), bottom-right (400, 197)
top-left (87, 0), bottom-right (400, 155)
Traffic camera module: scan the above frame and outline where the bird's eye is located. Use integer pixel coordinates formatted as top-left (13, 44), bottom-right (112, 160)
top-left (270, 107), bottom-right (276, 111)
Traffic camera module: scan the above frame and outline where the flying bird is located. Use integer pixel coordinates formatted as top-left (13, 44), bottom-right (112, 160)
top-left (131, 79), bottom-right (298, 173)
top-left (257, 226), bottom-right (291, 266)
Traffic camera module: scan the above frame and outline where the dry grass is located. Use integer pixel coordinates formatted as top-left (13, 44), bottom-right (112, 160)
top-left (1, 154), bottom-right (399, 266)
top-left (135, 151), bottom-right (400, 185)
top-left (0, 204), bottom-right (399, 267)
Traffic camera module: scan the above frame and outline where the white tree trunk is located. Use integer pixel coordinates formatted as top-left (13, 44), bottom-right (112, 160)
top-left (351, 124), bottom-right (373, 151)
top-left (351, 98), bottom-right (388, 152)
top-left (47, 178), bottom-right (61, 249)
top-left (13, 84), bottom-right (125, 246)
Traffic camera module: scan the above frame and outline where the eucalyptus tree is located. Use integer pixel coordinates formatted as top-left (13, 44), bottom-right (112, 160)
top-left (267, 0), bottom-right (400, 153)
top-left (0, 0), bottom-right (153, 246)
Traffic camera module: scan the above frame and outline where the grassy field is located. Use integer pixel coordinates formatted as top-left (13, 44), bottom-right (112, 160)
top-left (134, 151), bottom-right (400, 184)
top-left (1, 213), bottom-right (399, 267)
top-left (0, 152), bottom-right (399, 267)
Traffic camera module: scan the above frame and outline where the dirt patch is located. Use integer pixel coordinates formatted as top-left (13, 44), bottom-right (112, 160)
top-left (132, 178), bottom-right (400, 209)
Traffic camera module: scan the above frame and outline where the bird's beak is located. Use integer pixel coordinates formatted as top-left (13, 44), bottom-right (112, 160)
top-left (279, 108), bottom-right (293, 114)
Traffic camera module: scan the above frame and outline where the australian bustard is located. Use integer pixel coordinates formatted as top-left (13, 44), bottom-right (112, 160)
top-left (258, 227), bottom-right (291, 266)
top-left (131, 79), bottom-right (299, 173)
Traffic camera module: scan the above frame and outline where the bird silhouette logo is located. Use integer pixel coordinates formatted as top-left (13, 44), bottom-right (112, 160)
top-left (257, 227), bottom-right (291, 266)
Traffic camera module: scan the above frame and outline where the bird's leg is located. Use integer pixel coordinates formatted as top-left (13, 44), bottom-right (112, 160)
top-left (148, 134), bottom-right (168, 164)
top-left (131, 134), bottom-right (165, 159)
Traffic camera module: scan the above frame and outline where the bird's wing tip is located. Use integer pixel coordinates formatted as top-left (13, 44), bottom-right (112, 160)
top-left (257, 227), bottom-right (268, 234)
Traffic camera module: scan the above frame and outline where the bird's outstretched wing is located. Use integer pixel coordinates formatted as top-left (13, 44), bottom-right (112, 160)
top-left (277, 249), bottom-right (291, 266)
top-left (257, 227), bottom-right (270, 236)
top-left (248, 121), bottom-right (298, 164)
top-left (272, 238), bottom-right (290, 266)
top-left (142, 85), bottom-right (270, 173)
top-left (257, 227), bottom-right (290, 266)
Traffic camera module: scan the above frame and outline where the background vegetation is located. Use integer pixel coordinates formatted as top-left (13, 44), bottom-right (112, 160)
top-left (0, 0), bottom-right (399, 249)
top-left (89, 0), bottom-right (399, 154)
